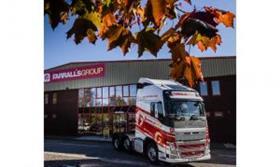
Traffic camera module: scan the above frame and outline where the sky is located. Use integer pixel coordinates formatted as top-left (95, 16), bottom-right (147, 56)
top-left (44, 0), bottom-right (236, 69)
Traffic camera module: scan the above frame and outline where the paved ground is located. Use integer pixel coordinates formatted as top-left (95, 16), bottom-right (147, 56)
top-left (45, 139), bottom-right (236, 167)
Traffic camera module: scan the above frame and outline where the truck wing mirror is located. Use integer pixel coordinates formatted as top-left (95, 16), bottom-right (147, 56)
top-left (137, 83), bottom-right (143, 89)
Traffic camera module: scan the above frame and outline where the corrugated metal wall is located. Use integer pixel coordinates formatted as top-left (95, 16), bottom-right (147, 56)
top-left (45, 57), bottom-right (236, 91)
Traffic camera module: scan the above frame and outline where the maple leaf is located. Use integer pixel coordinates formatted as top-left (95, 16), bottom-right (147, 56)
top-left (44, 0), bottom-right (69, 29)
top-left (187, 32), bottom-right (222, 52)
top-left (82, 11), bottom-right (102, 30)
top-left (169, 43), bottom-right (187, 63)
top-left (102, 25), bottom-right (136, 55)
top-left (170, 61), bottom-right (186, 80)
top-left (87, 29), bottom-right (97, 44)
top-left (99, 11), bottom-right (117, 38)
top-left (180, 18), bottom-right (218, 39)
top-left (150, 0), bottom-right (166, 27)
top-left (67, 18), bottom-right (98, 44)
top-left (136, 29), bottom-right (164, 57)
top-left (70, 0), bottom-right (94, 16)
top-left (165, 0), bottom-right (176, 19)
top-left (204, 7), bottom-right (235, 27)
top-left (183, 56), bottom-right (203, 87)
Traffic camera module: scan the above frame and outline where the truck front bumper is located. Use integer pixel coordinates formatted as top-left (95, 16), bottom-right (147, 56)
top-left (160, 153), bottom-right (211, 163)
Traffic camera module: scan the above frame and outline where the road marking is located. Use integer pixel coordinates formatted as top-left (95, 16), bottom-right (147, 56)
top-left (45, 151), bottom-right (95, 159)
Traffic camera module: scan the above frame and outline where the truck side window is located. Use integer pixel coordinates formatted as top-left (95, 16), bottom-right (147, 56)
top-left (151, 102), bottom-right (164, 119)
top-left (156, 102), bottom-right (163, 118)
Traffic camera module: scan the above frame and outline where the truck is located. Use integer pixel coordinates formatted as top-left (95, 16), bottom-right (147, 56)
top-left (112, 78), bottom-right (211, 164)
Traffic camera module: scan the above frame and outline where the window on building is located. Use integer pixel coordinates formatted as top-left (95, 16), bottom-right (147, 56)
top-left (90, 88), bottom-right (96, 99)
top-left (123, 85), bottom-right (129, 97)
top-left (130, 84), bottom-right (137, 96)
top-left (199, 82), bottom-right (208, 96)
top-left (116, 86), bottom-right (122, 97)
top-left (78, 89), bottom-right (84, 107)
top-left (103, 98), bottom-right (109, 106)
top-left (211, 81), bottom-right (221, 96)
top-left (103, 87), bottom-right (108, 98)
top-left (52, 93), bottom-right (58, 104)
top-left (97, 87), bottom-right (102, 98)
top-left (44, 94), bottom-right (49, 104)
top-left (109, 86), bottom-right (115, 97)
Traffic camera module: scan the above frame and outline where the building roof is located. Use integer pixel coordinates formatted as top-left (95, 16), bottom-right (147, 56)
top-left (44, 56), bottom-right (236, 91)
top-left (45, 56), bottom-right (235, 72)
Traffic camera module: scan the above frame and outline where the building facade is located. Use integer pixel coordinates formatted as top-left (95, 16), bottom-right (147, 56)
top-left (44, 57), bottom-right (236, 143)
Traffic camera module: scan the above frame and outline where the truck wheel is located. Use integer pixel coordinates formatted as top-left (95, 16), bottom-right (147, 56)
top-left (123, 137), bottom-right (131, 152)
top-left (146, 143), bottom-right (158, 164)
top-left (112, 136), bottom-right (122, 151)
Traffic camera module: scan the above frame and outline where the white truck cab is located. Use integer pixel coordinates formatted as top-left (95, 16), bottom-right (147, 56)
top-left (112, 78), bottom-right (211, 164)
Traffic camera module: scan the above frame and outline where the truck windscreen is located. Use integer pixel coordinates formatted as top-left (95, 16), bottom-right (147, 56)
top-left (166, 100), bottom-right (205, 117)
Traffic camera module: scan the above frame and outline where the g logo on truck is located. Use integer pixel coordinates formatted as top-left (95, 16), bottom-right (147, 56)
top-left (155, 132), bottom-right (163, 144)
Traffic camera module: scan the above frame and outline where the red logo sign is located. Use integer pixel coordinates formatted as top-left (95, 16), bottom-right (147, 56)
top-left (44, 64), bottom-right (105, 83)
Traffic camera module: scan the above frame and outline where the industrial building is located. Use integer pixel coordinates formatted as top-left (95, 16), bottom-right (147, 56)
top-left (44, 56), bottom-right (236, 143)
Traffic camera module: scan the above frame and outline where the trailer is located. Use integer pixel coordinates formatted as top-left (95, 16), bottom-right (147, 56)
top-left (112, 78), bottom-right (211, 164)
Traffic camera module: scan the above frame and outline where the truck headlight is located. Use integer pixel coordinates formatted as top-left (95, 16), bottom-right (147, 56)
top-left (167, 142), bottom-right (177, 155)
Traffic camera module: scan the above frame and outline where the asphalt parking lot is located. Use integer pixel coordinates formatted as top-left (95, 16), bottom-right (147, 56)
top-left (45, 139), bottom-right (236, 167)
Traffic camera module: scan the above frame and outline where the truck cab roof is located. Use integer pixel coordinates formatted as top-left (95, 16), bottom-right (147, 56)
top-left (138, 78), bottom-right (196, 92)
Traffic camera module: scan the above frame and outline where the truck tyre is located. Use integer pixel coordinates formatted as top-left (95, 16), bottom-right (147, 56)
top-left (112, 136), bottom-right (122, 151)
top-left (122, 137), bottom-right (132, 152)
top-left (146, 143), bottom-right (158, 164)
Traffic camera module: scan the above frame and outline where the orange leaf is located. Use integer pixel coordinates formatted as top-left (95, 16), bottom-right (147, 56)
top-left (183, 56), bottom-right (203, 87)
top-left (216, 11), bottom-right (235, 27)
top-left (150, 0), bottom-right (166, 27)
top-left (170, 61), bottom-right (186, 80)
top-left (204, 7), bottom-right (235, 27)
top-left (86, 28), bottom-right (97, 44)
top-left (102, 11), bottom-right (117, 28)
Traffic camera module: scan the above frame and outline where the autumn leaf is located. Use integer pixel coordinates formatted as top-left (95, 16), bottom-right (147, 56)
top-left (44, 0), bottom-right (69, 29)
top-left (204, 7), bottom-right (235, 27)
top-left (102, 25), bottom-right (136, 55)
top-left (161, 28), bottom-right (176, 42)
top-left (180, 18), bottom-right (218, 39)
top-left (82, 11), bottom-right (102, 30)
top-left (170, 61), bottom-right (186, 80)
top-left (165, 0), bottom-right (176, 19)
top-left (136, 29), bottom-right (164, 57)
top-left (187, 32), bottom-right (222, 52)
top-left (150, 0), bottom-right (166, 27)
top-left (70, 0), bottom-right (94, 16)
top-left (169, 43), bottom-right (187, 62)
top-left (99, 11), bottom-right (117, 37)
top-left (87, 29), bottom-right (97, 44)
top-left (67, 18), bottom-right (98, 44)
top-left (183, 56), bottom-right (203, 87)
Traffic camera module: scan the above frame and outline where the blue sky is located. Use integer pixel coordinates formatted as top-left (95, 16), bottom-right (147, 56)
top-left (44, 0), bottom-right (236, 69)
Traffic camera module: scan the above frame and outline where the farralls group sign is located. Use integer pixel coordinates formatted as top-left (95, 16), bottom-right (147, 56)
top-left (44, 64), bottom-right (105, 83)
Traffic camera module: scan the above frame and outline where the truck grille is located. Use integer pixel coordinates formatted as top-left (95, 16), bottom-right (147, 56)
top-left (176, 141), bottom-right (206, 158)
